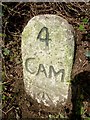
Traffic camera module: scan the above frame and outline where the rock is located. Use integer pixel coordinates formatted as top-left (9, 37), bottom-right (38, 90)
top-left (21, 15), bottom-right (74, 107)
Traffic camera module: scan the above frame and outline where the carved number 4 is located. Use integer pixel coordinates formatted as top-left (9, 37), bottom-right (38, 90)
top-left (37, 27), bottom-right (51, 47)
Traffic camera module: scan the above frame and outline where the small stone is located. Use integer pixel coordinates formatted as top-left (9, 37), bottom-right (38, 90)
top-left (21, 15), bottom-right (74, 107)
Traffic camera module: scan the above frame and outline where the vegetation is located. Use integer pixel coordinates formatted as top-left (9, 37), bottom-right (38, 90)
top-left (1, 2), bottom-right (90, 119)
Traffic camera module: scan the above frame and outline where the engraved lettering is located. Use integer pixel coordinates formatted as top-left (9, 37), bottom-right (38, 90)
top-left (37, 27), bottom-right (51, 47)
top-left (36, 64), bottom-right (47, 77)
top-left (25, 58), bottom-right (36, 74)
top-left (39, 92), bottom-right (53, 104)
top-left (49, 65), bottom-right (65, 82)
top-left (25, 58), bottom-right (65, 82)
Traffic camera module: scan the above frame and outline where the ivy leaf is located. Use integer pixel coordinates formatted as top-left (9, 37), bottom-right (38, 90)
top-left (3, 48), bottom-right (10, 56)
top-left (2, 95), bottom-right (6, 100)
top-left (59, 114), bottom-right (64, 118)
top-left (81, 106), bottom-right (84, 115)
top-left (79, 25), bottom-right (85, 31)
top-left (0, 33), bottom-right (6, 37)
top-left (82, 18), bottom-right (89, 24)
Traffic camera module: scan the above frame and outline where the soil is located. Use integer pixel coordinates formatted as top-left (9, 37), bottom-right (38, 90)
top-left (1, 2), bottom-right (90, 119)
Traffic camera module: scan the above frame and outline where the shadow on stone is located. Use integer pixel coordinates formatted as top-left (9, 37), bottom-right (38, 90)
top-left (70, 71), bottom-right (90, 120)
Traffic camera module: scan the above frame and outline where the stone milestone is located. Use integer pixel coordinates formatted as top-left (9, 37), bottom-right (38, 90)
top-left (22, 15), bottom-right (74, 107)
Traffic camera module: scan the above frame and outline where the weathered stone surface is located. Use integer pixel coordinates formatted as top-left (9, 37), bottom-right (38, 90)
top-left (21, 15), bottom-right (74, 107)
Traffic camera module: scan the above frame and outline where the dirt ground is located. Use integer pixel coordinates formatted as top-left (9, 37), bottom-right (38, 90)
top-left (1, 2), bottom-right (90, 119)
